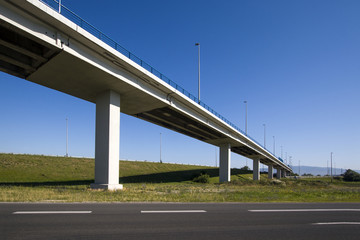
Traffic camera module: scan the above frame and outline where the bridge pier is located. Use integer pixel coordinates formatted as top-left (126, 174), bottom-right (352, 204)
top-left (91, 90), bottom-right (123, 191)
top-left (253, 159), bottom-right (260, 180)
top-left (268, 165), bottom-right (273, 179)
top-left (276, 169), bottom-right (282, 179)
top-left (219, 144), bottom-right (231, 183)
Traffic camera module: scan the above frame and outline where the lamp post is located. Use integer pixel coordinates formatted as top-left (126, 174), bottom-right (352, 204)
top-left (331, 152), bottom-right (333, 183)
top-left (244, 101), bottom-right (247, 135)
top-left (65, 117), bottom-right (68, 157)
top-left (160, 133), bottom-right (162, 163)
top-left (273, 136), bottom-right (275, 155)
top-left (263, 124), bottom-right (266, 148)
top-left (215, 148), bottom-right (217, 167)
top-left (195, 43), bottom-right (200, 103)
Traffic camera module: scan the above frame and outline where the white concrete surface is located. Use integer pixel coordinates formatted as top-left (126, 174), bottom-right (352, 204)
top-left (276, 169), bottom-right (282, 179)
top-left (91, 90), bottom-right (122, 191)
top-left (268, 165), bottom-right (273, 179)
top-left (253, 159), bottom-right (260, 181)
top-left (219, 144), bottom-right (231, 182)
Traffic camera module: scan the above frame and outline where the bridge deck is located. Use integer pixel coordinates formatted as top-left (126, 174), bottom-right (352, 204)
top-left (0, 0), bottom-right (291, 173)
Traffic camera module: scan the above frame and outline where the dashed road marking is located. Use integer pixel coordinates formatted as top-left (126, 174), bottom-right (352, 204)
top-left (13, 211), bottom-right (92, 214)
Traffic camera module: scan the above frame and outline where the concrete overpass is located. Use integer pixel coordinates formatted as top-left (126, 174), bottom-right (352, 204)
top-left (0, 0), bottom-right (292, 190)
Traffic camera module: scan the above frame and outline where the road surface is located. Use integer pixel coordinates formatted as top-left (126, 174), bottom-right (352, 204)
top-left (1, 202), bottom-right (360, 239)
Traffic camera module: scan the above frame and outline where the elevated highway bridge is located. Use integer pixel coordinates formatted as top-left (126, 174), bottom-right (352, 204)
top-left (0, 0), bottom-right (292, 190)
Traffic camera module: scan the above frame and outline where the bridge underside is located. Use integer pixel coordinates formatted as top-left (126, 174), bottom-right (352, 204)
top-left (0, 22), bottom-right (59, 79)
top-left (0, 0), bottom-right (291, 190)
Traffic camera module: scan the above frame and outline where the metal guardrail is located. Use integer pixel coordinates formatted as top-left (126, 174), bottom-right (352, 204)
top-left (39, 0), bottom-right (287, 166)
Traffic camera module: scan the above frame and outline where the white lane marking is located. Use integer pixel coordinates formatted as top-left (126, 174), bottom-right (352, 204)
top-left (13, 211), bottom-right (92, 214)
top-left (313, 222), bottom-right (360, 225)
top-left (141, 210), bottom-right (206, 213)
top-left (249, 209), bottom-right (360, 213)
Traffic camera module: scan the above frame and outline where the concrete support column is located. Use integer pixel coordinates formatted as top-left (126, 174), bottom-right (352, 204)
top-left (276, 169), bottom-right (282, 179)
top-left (91, 90), bottom-right (123, 191)
top-left (268, 165), bottom-right (273, 179)
top-left (253, 158), bottom-right (260, 181)
top-left (219, 143), bottom-right (231, 183)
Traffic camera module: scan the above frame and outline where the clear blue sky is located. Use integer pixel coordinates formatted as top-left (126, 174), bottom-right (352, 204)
top-left (1, 0), bottom-right (359, 170)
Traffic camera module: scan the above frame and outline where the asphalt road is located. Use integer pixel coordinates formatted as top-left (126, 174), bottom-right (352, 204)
top-left (1, 202), bottom-right (360, 240)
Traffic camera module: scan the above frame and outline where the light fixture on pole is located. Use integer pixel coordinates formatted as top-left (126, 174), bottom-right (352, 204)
top-left (65, 117), bottom-right (68, 157)
top-left (160, 133), bottom-right (162, 163)
top-left (331, 152), bottom-right (333, 183)
top-left (263, 124), bottom-right (266, 148)
top-left (244, 101), bottom-right (247, 135)
top-left (215, 148), bottom-right (217, 167)
top-left (273, 136), bottom-right (275, 155)
top-left (195, 43), bottom-right (200, 103)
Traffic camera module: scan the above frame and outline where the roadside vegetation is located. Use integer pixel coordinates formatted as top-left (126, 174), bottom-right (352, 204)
top-left (0, 153), bottom-right (359, 202)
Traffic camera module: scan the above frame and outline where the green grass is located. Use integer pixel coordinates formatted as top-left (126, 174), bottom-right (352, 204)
top-left (1, 153), bottom-right (360, 202)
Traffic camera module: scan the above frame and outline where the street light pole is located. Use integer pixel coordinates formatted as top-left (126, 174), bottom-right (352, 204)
top-left (331, 152), bottom-right (333, 183)
top-left (65, 117), bottom-right (68, 157)
top-left (160, 133), bottom-right (162, 163)
top-left (263, 124), bottom-right (266, 148)
top-left (215, 148), bottom-right (217, 167)
top-left (273, 136), bottom-right (275, 155)
top-left (244, 101), bottom-right (247, 135)
top-left (195, 43), bottom-right (200, 103)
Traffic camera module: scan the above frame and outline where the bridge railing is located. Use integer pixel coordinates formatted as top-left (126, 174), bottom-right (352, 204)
top-left (39, 0), bottom-right (285, 165)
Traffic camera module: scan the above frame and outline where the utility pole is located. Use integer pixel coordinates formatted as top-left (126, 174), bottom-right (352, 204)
top-left (244, 101), bottom-right (248, 135)
top-left (215, 148), bottom-right (217, 167)
top-left (160, 133), bottom-right (162, 163)
top-left (58, 0), bottom-right (61, 13)
top-left (289, 156), bottom-right (292, 167)
top-left (195, 43), bottom-right (200, 103)
top-left (299, 160), bottom-right (301, 176)
top-left (273, 136), bottom-right (275, 155)
top-left (65, 117), bottom-right (68, 157)
top-left (331, 152), bottom-right (333, 183)
top-left (263, 124), bottom-right (266, 148)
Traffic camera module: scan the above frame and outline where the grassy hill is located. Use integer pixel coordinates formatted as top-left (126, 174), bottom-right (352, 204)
top-left (0, 153), bottom-right (222, 184)
top-left (1, 153), bottom-right (359, 203)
